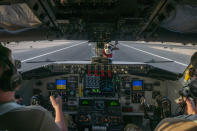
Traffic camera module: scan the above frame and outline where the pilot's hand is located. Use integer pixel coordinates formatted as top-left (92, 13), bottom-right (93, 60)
top-left (50, 95), bottom-right (62, 110)
top-left (183, 97), bottom-right (197, 115)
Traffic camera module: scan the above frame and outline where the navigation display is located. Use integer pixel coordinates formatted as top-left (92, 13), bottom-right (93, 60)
top-left (80, 99), bottom-right (93, 106)
top-left (132, 80), bottom-right (143, 91)
top-left (56, 80), bottom-right (67, 89)
top-left (109, 101), bottom-right (119, 107)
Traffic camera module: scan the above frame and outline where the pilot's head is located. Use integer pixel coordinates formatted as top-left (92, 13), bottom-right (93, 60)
top-left (0, 45), bottom-right (21, 92)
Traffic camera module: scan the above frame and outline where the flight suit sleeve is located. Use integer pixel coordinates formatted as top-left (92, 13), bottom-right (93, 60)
top-left (39, 109), bottom-right (61, 131)
top-left (154, 118), bottom-right (197, 131)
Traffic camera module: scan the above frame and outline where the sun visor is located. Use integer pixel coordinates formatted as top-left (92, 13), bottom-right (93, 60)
top-left (0, 3), bottom-right (42, 31)
top-left (160, 4), bottom-right (197, 33)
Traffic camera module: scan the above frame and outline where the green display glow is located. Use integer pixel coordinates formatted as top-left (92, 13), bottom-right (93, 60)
top-left (116, 79), bottom-right (120, 82)
top-left (92, 88), bottom-right (99, 93)
top-left (82, 100), bottom-right (89, 105)
top-left (110, 101), bottom-right (118, 106)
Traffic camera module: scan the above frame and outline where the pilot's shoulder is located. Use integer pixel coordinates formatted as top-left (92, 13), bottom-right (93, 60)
top-left (155, 116), bottom-right (197, 131)
top-left (24, 105), bottom-right (48, 111)
top-left (22, 106), bottom-right (60, 130)
top-left (14, 105), bottom-right (50, 114)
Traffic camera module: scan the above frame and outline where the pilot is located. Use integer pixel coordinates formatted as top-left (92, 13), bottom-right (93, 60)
top-left (155, 52), bottom-right (197, 131)
top-left (0, 45), bottom-right (67, 131)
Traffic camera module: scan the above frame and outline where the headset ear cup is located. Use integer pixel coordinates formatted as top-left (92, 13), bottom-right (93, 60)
top-left (189, 79), bottom-right (197, 99)
top-left (10, 72), bottom-right (22, 91)
top-left (180, 86), bottom-right (190, 97)
top-left (0, 55), bottom-right (22, 91)
top-left (0, 71), bottom-right (22, 91)
top-left (0, 71), bottom-right (12, 91)
top-left (185, 86), bottom-right (190, 97)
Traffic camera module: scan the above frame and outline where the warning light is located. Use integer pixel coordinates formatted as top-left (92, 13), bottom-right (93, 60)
top-left (108, 70), bottom-right (111, 78)
top-left (94, 70), bottom-right (98, 76)
top-left (88, 70), bottom-right (91, 77)
top-left (101, 70), bottom-right (105, 77)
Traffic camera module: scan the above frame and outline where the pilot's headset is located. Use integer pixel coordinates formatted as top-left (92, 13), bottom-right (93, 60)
top-left (179, 79), bottom-right (197, 99)
top-left (0, 55), bottom-right (22, 91)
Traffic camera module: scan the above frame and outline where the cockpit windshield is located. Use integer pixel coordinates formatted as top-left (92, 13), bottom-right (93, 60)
top-left (5, 40), bottom-right (195, 73)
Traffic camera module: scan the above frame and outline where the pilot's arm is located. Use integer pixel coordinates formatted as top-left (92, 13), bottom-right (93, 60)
top-left (50, 95), bottom-right (68, 131)
top-left (37, 96), bottom-right (67, 131)
top-left (183, 97), bottom-right (197, 115)
top-left (24, 96), bottom-right (67, 131)
top-left (155, 97), bottom-right (197, 131)
top-left (39, 107), bottom-right (62, 131)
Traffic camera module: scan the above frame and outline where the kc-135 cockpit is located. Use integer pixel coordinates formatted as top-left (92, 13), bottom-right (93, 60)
top-left (0, 0), bottom-right (197, 131)
top-left (19, 59), bottom-right (183, 131)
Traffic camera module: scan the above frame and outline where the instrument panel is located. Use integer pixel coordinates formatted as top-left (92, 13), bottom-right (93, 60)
top-left (26, 63), bottom-right (179, 130)
top-left (32, 74), bottom-right (161, 129)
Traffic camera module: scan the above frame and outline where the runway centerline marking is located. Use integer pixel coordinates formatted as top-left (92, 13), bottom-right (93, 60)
top-left (120, 43), bottom-right (188, 67)
top-left (21, 41), bottom-right (87, 63)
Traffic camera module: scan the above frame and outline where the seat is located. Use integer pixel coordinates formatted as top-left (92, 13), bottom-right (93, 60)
top-left (0, 107), bottom-right (46, 131)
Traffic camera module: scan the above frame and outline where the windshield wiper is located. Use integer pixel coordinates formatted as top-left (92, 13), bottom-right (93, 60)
top-left (144, 59), bottom-right (174, 63)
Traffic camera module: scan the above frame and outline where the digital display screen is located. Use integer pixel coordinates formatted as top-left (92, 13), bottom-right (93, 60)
top-left (109, 101), bottom-right (119, 107)
top-left (92, 88), bottom-right (100, 93)
top-left (102, 81), bottom-right (113, 93)
top-left (56, 80), bottom-right (66, 89)
top-left (144, 84), bottom-right (153, 91)
top-left (103, 87), bottom-right (113, 92)
top-left (82, 100), bottom-right (89, 105)
top-left (132, 80), bottom-right (143, 91)
top-left (47, 83), bottom-right (56, 90)
top-left (80, 100), bottom-right (92, 106)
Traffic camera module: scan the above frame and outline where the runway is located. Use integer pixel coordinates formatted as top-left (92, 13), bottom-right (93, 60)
top-left (10, 40), bottom-right (196, 73)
